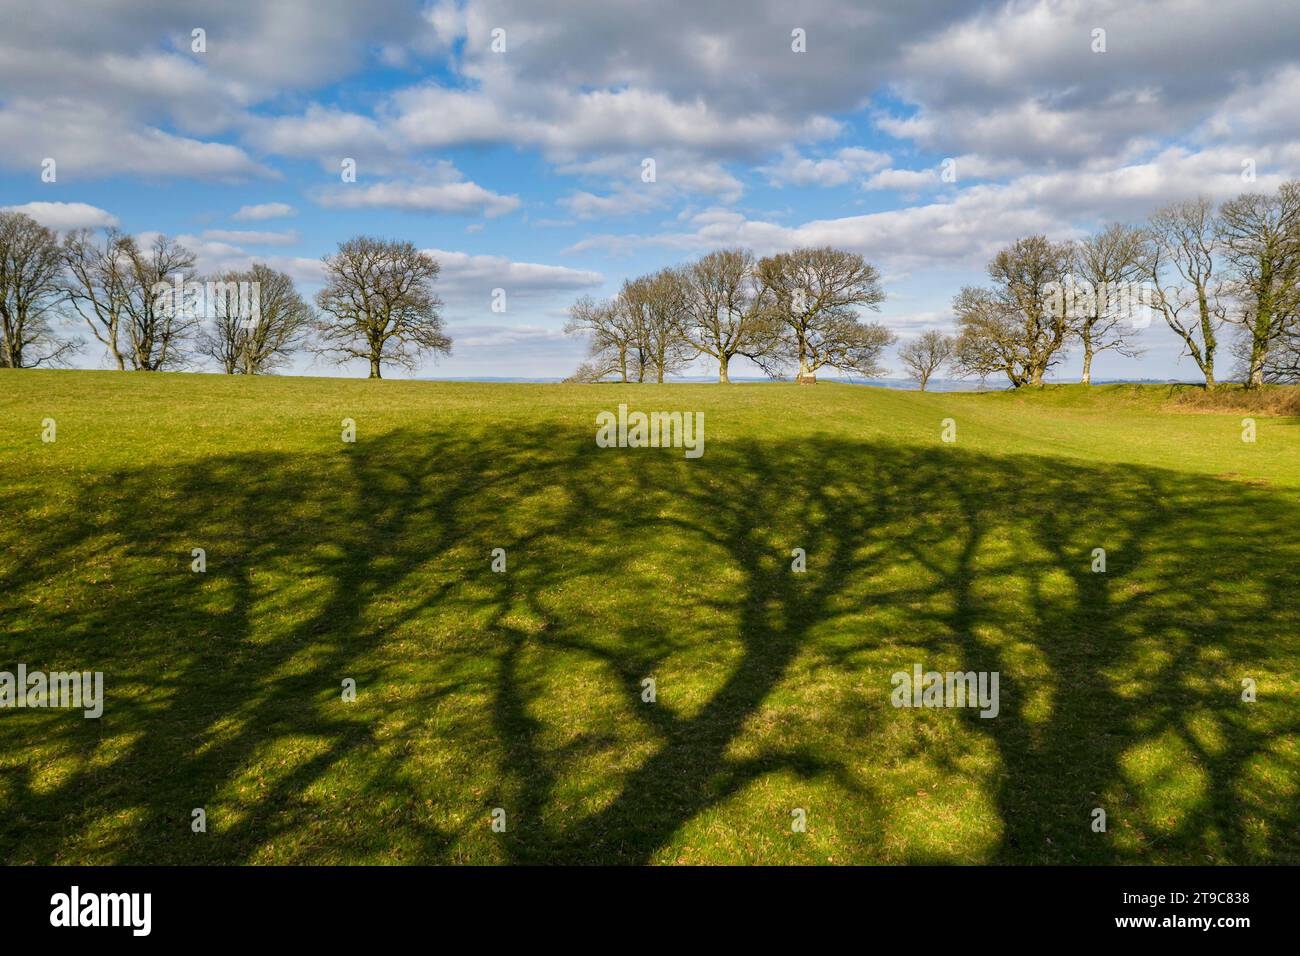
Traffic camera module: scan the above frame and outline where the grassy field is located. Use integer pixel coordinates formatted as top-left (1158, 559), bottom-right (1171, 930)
top-left (1, 369), bottom-right (1297, 865)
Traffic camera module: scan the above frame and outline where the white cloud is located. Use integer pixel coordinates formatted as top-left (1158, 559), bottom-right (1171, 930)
top-left (0, 99), bottom-right (267, 180)
top-left (886, 311), bottom-right (952, 333)
top-left (171, 233), bottom-right (325, 285)
top-left (0, 1), bottom-right (437, 108)
top-left (561, 189), bottom-right (664, 219)
top-left (245, 105), bottom-right (389, 163)
top-left (883, 0), bottom-right (1300, 165)
top-left (232, 202), bottom-right (296, 221)
top-left (569, 141), bottom-right (1300, 269)
top-left (1199, 64), bottom-right (1300, 147)
top-left (761, 147), bottom-right (891, 188)
top-left (202, 229), bottom-right (299, 246)
top-left (555, 153), bottom-right (744, 218)
top-left (1, 201), bottom-right (118, 231)
top-left (863, 167), bottom-right (940, 191)
top-left (427, 248), bottom-right (602, 303)
top-left (449, 323), bottom-right (572, 349)
top-left (315, 180), bottom-right (521, 218)
top-left (382, 82), bottom-right (842, 167)
top-left (4, 0), bottom-right (1300, 199)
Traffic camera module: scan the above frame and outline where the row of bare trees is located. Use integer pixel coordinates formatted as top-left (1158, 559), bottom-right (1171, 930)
top-left (8, 181), bottom-right (1298, 388)
top-left (912, 181), bottom-right (1300, 390)
top-left (0, 217), bottom-right (451, 378)
top-left (564, 246), bottom-right (894, 383)
top-left (947, 230), bottom-right (1146, 388)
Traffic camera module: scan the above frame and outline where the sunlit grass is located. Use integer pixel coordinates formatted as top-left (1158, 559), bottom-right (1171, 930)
top-left (1, 369), bottom-right (1297, 864)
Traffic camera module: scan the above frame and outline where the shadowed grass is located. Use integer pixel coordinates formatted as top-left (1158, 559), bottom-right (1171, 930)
top-left (1, 370), bottom-right (1297, 864)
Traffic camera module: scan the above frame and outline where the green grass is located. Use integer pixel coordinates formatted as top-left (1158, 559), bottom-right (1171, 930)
top-left (1, 369), bottom-right (1297, 864)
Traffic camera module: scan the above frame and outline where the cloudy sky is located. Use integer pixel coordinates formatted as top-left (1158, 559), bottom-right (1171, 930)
top-left (2, 0), bottom-right (1298, 380)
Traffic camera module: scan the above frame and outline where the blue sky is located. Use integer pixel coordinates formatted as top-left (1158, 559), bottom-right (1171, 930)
top-left (3, 0), bottom-right (1299, 380)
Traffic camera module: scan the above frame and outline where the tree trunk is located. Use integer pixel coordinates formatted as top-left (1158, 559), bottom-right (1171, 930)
top-left (104, 328), bottom-right (125, 370)
top-left (1246, 260), bottom-right (1275, 389)
top-left (369, 355), bottom-right (382, 379)
top-left (1247, 311), bottom-right (1270, 388)
top-left (718, 353), bottom-right (730, 384)
top-left (1199, 297), bottom-right (1217, 388)
top-left (796, 334), bottom-right (812, 383)
top-left (1248, 352), bottom-right (1266, 388)
top-left (1080, 346), bottom-right (1093, 385)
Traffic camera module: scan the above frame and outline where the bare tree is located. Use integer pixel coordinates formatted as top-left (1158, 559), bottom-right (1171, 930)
top-left (64, 229), bottom-right (197, 370)
top-left (123, 234), bottom-right (199, 370)
top-left (623, 293), bottom-right (653, 384)
top-left (1147, 198), bottom-right (1228, 388)
top-left (562, 360), bottom-right (614, 384)
top-left (197, 264), bottom-right (314, 374)
top-left (1217, 180), bottom-right (1300, 387)
top-left (0, 211), bottom-right (80, 368)
top-left (758, 246), bottom-right (890, 381)
top-left (314, 237), bottom-right (450, 378)
top-left (780, 313), bottom-right (895, 381)
top-left (63, 228), bottom-right (133, 369)
top-left (898, 330), bottom-right (955, 391)
top-left (564, 294), bottom-right (631, 382)
top-left (1069, 223), bottom-right (1148, 384)
top-left (674, 249), bottom-right (776, 383)
top-left (1256, 315), bottom-right (1300, 382)
top-left (953, 235), bottom-right (1073, 387)
top-left (620, 269), bottom-right (694, 383)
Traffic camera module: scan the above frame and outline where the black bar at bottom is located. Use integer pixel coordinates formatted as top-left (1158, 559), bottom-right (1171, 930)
top-left (0, 865), bottom-right (1277, 941)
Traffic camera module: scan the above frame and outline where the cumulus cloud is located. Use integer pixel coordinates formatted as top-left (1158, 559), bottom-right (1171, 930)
top-left (0, 1), bottom-right (437, 181)
top-left (244, 105), bottom-right (393, 169)
top-left (5, 0), bottom-right (1300, 194)
top-left (427, 322), bottom-right (587, 377)
top-left (760, 147), bottom-right (891, 188)
top-left (568, 143), bottom-right (1294, 270)
top-left (390, 83), bottom-right (842, 160)
top-left (448, 323), bottom-right (572, 349)
top-left (863, 167), bottom-right (941, 192)
top-left (170, 233), bottom-right (325, 285)
top-left (554, 153), bottom-right (744, 218)
top-left (315, 179), bottom-right (521, 218)
top-left (232, 202), bottom-right (296, 221)
top-left (0, 201), bottom-right (119, 231)
top-left (882, 0), bottom-right (1300, 166)
top-left (0, 99), bottom-right (267, 180)
top-left (427, 248), bottom-right (602, 304)
top-left (202, 229), bottom-right (299, 246)
top-left (6, 0), bottom-right (1300, 383)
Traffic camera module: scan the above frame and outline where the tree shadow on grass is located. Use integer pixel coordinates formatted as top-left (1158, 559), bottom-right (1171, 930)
top-left (1, 423), bottom-right (1297, 863)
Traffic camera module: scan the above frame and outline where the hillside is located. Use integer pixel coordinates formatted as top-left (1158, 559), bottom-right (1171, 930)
top-left (1, 370), bottom-right (1297, 864)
